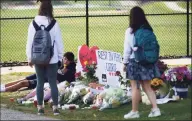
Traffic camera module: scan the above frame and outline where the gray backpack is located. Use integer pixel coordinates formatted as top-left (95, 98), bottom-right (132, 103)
top-left (31, 19), bottom-right (56, 65)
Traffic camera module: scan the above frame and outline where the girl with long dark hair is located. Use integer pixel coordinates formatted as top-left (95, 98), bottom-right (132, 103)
top-left (123, 6), bottom-right (161, 119)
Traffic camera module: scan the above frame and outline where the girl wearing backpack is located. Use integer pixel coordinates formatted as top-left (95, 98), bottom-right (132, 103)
top-left (26, 0), bottom-right (63, 115)
top-left (123, 6), bottom-right (161, 119)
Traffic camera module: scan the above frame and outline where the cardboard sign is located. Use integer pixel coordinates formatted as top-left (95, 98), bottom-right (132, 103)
top-left (96, 50), bottom-right (122, 87)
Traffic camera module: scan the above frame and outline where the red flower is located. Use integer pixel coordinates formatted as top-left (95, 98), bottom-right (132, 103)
top-left (83, 67), bottom-right (89, 72)
top-left (115, 71), bottom-right (121, 76)
top-left (177, 75), bottom-right (183, 81)
top-left (75, 72), bottom-right (81, 78)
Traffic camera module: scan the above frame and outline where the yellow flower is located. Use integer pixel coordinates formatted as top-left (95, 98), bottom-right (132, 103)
top-left (84, 61), bottom-right (88, 65)
top-left (157, 79), bottom-right (163, 85)
top-left (151, 79), bottom-right (159, 86)
top-left (153, 78), bottom-right (158, 82)
top-left (151, 78), bottom-right (164, 86)
top-left (154, 81), bottom-right (159, 86)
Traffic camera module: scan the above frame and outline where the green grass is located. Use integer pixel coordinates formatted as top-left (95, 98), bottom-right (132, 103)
top-left (177, 2), bottom-right (192, 10)
top-left (1, 2), bottom-right (191, 62)
top-left (1, 72), bottom-right (191, 120)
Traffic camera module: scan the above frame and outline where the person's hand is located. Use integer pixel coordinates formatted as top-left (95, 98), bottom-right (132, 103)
top-left (28, 61), bottom-right (33, 68)
top-left (62, 68), bottom-right (68, 74)
top-left (123, 64), bottom-right (127, 72)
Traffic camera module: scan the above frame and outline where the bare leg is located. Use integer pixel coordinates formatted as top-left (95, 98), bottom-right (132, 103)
top-left (5, 80), bottom-right (29, 92)
top-left (24, 88), bottom-right (36, 100)
top-left (44, 88), bottom-right (51, 101)
top-left (4, 79), bottom-right (26, 87)
top-left (130, 80), bottom-right (141, 112)
top-left (141, 80), bottom-right (158, 109)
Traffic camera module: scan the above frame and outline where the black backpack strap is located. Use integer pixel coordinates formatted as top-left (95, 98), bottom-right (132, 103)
top-left (32, 20), bottom-right (41, 31)
top-left (45, 19), bottom-right (56, 32)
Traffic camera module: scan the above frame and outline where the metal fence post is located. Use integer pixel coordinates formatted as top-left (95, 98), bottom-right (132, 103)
top-left (186, 0), bottom-right (189, 57)
top-left (86, 0), bottom-right (89, 47)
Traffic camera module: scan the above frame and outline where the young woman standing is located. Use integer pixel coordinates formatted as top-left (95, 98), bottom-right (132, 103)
top-left (123, 6), bottom-right (161, 119)
top-left (26, 0), bottom-right (64, 115)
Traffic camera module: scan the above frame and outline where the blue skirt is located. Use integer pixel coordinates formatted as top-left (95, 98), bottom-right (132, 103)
top-left (126, 59), bottom-right (161, 81)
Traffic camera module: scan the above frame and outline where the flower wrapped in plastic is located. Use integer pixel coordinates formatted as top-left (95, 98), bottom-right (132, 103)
top-left (151, 78), bottom-right (164, 91)
top-left (75, 61), bottom-right (98, 85)
top-left (91, 87), bottom-right (131, 111)
top-left (163, 66), bottom-right (192, 88)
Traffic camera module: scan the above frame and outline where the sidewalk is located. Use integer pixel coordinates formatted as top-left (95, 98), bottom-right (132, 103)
top-left (0, 58), bottom-right (191, 75)
top-left (0, 107), bottom-right (59, 120)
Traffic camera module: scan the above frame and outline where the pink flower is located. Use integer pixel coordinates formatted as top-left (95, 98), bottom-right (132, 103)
top-left (161, 73), bottom-right (165, 80)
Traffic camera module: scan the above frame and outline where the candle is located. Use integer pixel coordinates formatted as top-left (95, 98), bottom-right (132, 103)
top-left (34, 100), bottom-right (38, 107)
top-left (10, 98), bottom-right (14, 102)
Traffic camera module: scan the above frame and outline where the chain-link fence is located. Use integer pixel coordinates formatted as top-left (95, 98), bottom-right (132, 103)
top-left (1, 0), bottom-right (191, 64)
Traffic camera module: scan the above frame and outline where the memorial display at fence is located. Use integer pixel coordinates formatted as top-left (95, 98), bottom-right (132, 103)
top-left (76, 45), bottom-right (122, 87)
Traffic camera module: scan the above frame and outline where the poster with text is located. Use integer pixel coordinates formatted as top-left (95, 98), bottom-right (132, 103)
top-left (96, 50), bottom-right (123, 87)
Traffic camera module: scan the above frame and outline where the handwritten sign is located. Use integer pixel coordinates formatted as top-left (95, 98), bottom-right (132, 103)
top-left (76, 46), bottom-right (123, 87)
top-left (96, 50), bottom-right (122, 87)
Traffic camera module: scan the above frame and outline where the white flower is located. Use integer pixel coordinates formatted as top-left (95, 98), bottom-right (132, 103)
top-left (171, 74), bottom-right (177, 82)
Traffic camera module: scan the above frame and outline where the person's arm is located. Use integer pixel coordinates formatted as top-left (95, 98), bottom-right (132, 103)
top-left (58, 64), bottom-right (76, 82)
top-left (54, 22), bottom-right (64, 62)
top-left (123, 28), bottom-right (132, 65)
top-left (61, 65), bottom-right (74, 75)
top-left (123, 28), bottom-right (133, 71)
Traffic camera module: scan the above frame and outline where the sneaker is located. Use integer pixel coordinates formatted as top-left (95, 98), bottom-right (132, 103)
top-left (124, 111), bottom-right (140, 119)
top-left (148, 108), bottom-right (161, 117)
top-left (37, 108), bottom-right (44, 115)
top-left (17, 98), bottom-right (25, 104)
top-left (53, 108), bottom-right (60, 116)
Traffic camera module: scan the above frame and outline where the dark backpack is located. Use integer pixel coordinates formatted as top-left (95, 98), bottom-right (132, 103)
top-left (134, 26), bottom-right (160, 65)
top-left (31, 19), bottom-right (56, 65)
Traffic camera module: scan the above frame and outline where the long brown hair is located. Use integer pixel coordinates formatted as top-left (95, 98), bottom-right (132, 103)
top-left (38, 0), bottom-right (54, 19)
top-left (129, 6), bottom-right (152, 34)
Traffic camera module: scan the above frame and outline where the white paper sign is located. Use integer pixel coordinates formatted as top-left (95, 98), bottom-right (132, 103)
top-left (96, 50), bottom-right (123, 87)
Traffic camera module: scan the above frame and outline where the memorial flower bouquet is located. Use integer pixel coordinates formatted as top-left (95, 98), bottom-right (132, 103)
top-left (115, 71), bottom-right (130, 90)
top-left (75, 71), bottom-right (84, 81)
top-left (75, 61), bottom-right (98, 84)
top-left (163, 66), bottom-right (192, 88)
top-left (156, 60), bottom-right (169, 76)
top-left (150, 78), bottom-right (164, 91)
